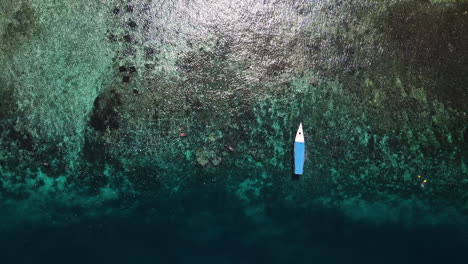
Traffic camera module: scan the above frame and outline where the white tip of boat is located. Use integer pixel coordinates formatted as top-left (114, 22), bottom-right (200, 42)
top-left (295, 123), bottom-right (304, 143)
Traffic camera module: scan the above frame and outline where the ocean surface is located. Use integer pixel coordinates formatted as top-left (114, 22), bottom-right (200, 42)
top-left (2, 198), bottom-right (468, 264)
top-left (1, 0), bottom-right (467, 263)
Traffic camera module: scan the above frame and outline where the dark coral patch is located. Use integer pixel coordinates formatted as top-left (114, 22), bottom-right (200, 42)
top-left (123, 34), bottom-right (132, 43)
top-left (89, 89), bottom-right (122, 132)
top-left (128, 20), bottom-right (138, 29)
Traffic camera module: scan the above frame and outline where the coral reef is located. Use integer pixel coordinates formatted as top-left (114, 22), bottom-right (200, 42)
top-left (0, 0), bottom-right (466, 228)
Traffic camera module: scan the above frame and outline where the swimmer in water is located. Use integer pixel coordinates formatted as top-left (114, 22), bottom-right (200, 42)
top-left (420, 179), bottom-right (427, 189)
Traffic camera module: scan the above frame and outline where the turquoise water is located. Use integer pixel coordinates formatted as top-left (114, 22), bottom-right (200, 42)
top-left (0, 0), bottom-right (467, 262)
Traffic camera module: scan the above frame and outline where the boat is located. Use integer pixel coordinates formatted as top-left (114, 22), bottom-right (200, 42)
top-left (294, 123), bottom-right (305, 175)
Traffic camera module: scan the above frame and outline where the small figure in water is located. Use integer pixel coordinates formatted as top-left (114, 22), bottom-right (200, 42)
top-left (421, 179), bottom-right (427, 189)
top-left (225, 145), bottom-right (235, 152)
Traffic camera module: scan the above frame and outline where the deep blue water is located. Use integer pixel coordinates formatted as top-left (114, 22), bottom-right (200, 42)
top-left (2, 200), bottom-right (467, 264)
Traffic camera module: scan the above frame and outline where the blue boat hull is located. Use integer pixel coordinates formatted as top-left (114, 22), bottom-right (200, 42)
top-left (294, 142), bottom-right (305, 175)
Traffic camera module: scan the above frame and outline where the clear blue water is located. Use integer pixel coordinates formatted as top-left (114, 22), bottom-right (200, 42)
top-left (1, 1), bottom-right (467, 263)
